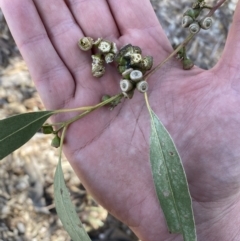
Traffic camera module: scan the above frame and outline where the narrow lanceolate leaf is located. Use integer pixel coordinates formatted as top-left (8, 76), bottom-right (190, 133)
top-left (54, 158), bottom-right (91, 241)
top-left (150, 110), bottom-right (196, 241)
top-left (0, 111), bottom-right (54, 160)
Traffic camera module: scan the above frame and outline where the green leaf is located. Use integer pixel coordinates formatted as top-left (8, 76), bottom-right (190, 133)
top-left (54, 158), bottom-right (91, 241)
top-left (0, 111), bottom-right (54, 160)
top-left (150, 110), bottom-right (196, 241)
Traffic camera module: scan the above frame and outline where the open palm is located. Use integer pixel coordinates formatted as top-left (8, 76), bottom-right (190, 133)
top-left (2, 0), bottom-right (240, 240)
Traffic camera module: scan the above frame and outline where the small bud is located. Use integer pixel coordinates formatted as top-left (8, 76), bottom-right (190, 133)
top-left (120, 79), bottom-right (134, 92)
top-left (182, 16), bottom-right (194, 28)
top-left (189, 22), bottom-right (200, 34)
top-left (78, 37), bottom-right (94, 51)
top-left (101, 95), bottom-right (111, 102)
top-left (51, 135), bottom-right (61, 148)
top-left (98, 40), bottom-right (112, 53)
top-left (92, 64), bottom-right (105, 78)
top-left (111, 42), bottom-right (118, 54)
top-left (183, 58), bottom-right (194, 70)
top-left (122, 68), bottom-right (133, 79)
top-left (176, 46), bottom-right (184, 60)
top-left (141, 56), bottom-right (153, 70)
top-left (105, 53), bottom-right (115, 64)
top-left (42, 124), bottom-right (53, 134)
top-left (199, 17), bottom-right (213, 30)
top-left (130, 70), bottom-right (143, 82)
top-left (136, 80), bottom-right (148, 93)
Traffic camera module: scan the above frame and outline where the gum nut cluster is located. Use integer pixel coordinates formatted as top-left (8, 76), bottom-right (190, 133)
top-left (182, 5), bottom-right (213, 34)
top-left (78, 37), bottom-right (153, 98)
top-left (115, 44), bottom-right (153, 98)
top-left (78, 37), bottom-right (118, 78)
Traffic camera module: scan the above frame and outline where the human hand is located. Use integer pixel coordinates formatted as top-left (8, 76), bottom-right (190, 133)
top-left (1, 0), bottom-right (240, 240)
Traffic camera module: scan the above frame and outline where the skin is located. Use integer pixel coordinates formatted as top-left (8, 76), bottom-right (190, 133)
top-left (1, 0), bottom-right (240, 240)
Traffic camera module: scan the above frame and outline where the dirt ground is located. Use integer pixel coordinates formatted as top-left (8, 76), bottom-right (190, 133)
top-left (0, 1), bottom-right (237, 241)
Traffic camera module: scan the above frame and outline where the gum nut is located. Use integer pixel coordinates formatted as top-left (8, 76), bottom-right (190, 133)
top-left (105, 53), bottom-right (115, 64)
top-left (133, 46), bottom-right (142, 54)
top-left (78, 37), bottom-right (93, 51)
top-left (120, 79), bottom-right (133, 92)
top-left (92, 55), bottom-right (104, 65)
top-left (51, 135), bottom-right (61, 148)
top-left (183, 58), bottom-right (194, 70)
top-left (183, 8), bottom-right (200, 19)
top-left (189, 22), bottom-right (200, 34)
top-left (130, 70), bottom-right (143, 82)
top-left (92, 65), bottom-right (105, 78)
top-left (93, 38), bottom-right (102, 46)
top-left (182, 16), bottom-right (194, 28)
top-left (199, 17), bottom-right (213, 30)
top-left (117, 65), bottom-right (127, 74)
top-left (111, 42), bottom-right (118, 54)
top-left (136, 80), bottom-right (148, 93)
top-left (122, 68), bottom-right (133, 78)
top-left (130, 53), bottom-right (142, 65)
top-left (98, 40), bottom-right (112, 53)
top-left (115, 44), bottom-right (133, 63)
top-left (101, 94), bottom-right (111, 102)
top-left (142, 56), bottom-right (153, 70)
top-left (122, 89), bottom-right (134, 99)
top-left (42, 125), bottom-right (53, 134)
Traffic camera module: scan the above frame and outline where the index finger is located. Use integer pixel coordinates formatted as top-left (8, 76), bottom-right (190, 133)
top-left (0, 0), bottom-right (76, 110)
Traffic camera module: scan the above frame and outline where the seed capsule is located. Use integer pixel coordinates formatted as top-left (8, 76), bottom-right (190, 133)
top-left (183, 8), bottom-right (200, 19)
top-left (105, 53), bottom-right (115, 64)
top-left (93, 38), bottom-right (102, 46)
top-left (98, 40), bottom-right (112, 53)
top-left (92, 64), bottom-right (105, 78)
top-left (92, 54), bottom-right (104, 65)
top-left (136, 80), bottom-right (148, 93)
top-left (122, 89), bottom-right (134, 99)
top-left (183, 58), bottom-right (194, 70)
top-left (130, 70), bottom-right (143, 82)
top-left (133, 46), bottom-right (142, 54)
top-left (182, 16), bottom-right (194, 28)
top-left (111, 42), bottom-right (118, 54)
top-left (78, 37), bottom-right (94, 51)
top-left (189, 22), bottom-right (200, 34)
top-left (42, 125), bottom-right (53, 134)
top-left (130, 53), bottom-right (142, 65)
top-left (51, 135), bottom-right (61, 148)
top-left (122, 68), bottom-right (133, 79)
top-left (117, 65), bottom-right (127, 74)
top-left (199, 17), bottom-right (213, 30)
top-left (120, 79), bottom-right (133, 92)
top-left (115, 44), bottom-right (133, 64)
top-left (141, 56), bottom-right (153, 70)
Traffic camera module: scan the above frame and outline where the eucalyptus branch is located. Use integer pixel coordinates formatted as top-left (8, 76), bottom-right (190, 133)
top-left (49, 93), bottom-right (123, 134)
top-left (206, 0), bottom-right (228, 17)
top-left (53, 93), bottom-right (123, 115)
top-left (145, 0), bottom-right (227, 80)
top-left (144, 34), bottom-right (194, 80)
